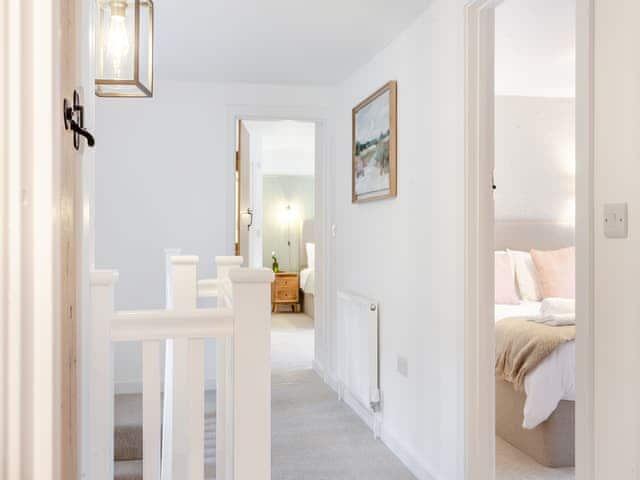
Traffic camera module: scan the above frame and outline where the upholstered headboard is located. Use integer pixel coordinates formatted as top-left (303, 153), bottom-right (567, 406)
top-left (300, 219), bottom-right (315, 268)
top-left (494, 221), bottom-right (574, 251)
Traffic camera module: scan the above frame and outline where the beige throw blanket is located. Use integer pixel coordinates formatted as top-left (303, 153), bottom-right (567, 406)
top-left (495, 317), bottom-right (576, 390)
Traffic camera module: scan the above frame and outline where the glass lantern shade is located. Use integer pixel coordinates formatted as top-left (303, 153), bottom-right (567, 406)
top-left (95, 0), bottom-right (154, 97)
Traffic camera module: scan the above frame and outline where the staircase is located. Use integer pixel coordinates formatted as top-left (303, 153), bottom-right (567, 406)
top-left (114, 391), bottom-right (217, 480)
top-left (89, 254), bottom-right (273, 480)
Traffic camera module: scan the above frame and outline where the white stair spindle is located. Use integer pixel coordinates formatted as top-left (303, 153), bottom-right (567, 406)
top-left (162, 255), bottom-right (202, 480)
top-left (143, 340), bottom-right (162, 480)
top-left (89, 270), bottom-right (118, 480)
top-left (214, 256), bottom-right (243, 480)
top-left (230, 268), bottom-right (274, 480)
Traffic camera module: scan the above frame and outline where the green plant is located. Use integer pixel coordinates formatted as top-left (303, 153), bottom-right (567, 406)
top-left (271, 251), bottom-right (280, 273)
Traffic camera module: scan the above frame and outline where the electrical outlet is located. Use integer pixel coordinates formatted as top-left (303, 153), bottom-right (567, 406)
top-left (397, 356), bottom-right (408, 378)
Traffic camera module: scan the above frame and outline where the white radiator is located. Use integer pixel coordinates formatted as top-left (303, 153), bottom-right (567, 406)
top-left (336, 291), bottom-right (381, 435)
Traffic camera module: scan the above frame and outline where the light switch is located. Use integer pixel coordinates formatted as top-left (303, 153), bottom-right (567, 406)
top-left (331, 224), bottom-right (337, 238)
top-left (604, 203), bottom-right (628, 238)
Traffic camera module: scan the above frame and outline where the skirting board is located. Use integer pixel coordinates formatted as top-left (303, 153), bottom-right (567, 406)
top-left (115, 378), bottom-right (217, 395)
top-left (312, 360), bottom-right (437, 480)
top-left (380, 427), bottom-right (439, 480)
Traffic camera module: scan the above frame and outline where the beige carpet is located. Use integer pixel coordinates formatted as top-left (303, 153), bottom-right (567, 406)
top-left (270, 313), bottom-right (415, 479)
top-left (496, 436), bottom-right (575, 480)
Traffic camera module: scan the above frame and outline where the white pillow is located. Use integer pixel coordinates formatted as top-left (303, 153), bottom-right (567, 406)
top-left (507, 249), bottom-right (542, 301)
top-left (305, 242), bottom-right (315, 269)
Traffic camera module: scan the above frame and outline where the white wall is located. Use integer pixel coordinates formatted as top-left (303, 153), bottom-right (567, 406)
top-left (326, 2), bottom-right (466, 479)
top-left (495, 0), bottom-right (576, 97)
top-left (95, 81), bottom-right (334, 390)
top-left (244, 120), bottom-right (315, 176)
top-left (594, 0), bottom-right (640, 476)
top-left (494, 96), bottom-right (575, 223)
top-left (262, 176), bottom-right (315, 271)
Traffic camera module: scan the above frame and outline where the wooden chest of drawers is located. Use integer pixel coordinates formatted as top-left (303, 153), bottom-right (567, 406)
top-left (271, 272), bottom-right (300, 313)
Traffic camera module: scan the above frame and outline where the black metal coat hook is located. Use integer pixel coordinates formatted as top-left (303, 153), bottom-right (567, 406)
top-left (64, 90), bottom-right (95, 150)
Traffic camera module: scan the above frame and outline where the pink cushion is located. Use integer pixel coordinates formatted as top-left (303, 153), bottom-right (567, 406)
top-left (495, 252), bottom-right (520, 305)
top-left (530, 247), bottom-right (575, 299)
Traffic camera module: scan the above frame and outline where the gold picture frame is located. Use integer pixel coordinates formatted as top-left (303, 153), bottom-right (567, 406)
top-left (352, 81), bottom-right (397, 203)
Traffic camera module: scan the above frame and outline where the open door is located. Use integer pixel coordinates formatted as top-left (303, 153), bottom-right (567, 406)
top-left (237, 121), bottom-right (251, 263)
top-left (236, 120), bottom-right (263, 267)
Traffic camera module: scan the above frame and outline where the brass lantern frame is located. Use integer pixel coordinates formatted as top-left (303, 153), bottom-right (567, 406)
top-left (95, 0), bottom-right (154, 98)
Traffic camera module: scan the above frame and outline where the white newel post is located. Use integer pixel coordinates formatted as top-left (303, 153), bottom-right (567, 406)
top-left (230, 268), bottom-right (275, 480)
top-left (162, 255), bottom-right (203, 480)
top-left (214, 256), bottom-right (243, 480)
top-left (89, 270), bottom-right (119, 480)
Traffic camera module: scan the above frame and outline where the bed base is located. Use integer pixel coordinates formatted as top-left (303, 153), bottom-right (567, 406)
top-left (302, 292), bottom-right (314, 319)
top-left (495, 378), bottom-right (574, 468)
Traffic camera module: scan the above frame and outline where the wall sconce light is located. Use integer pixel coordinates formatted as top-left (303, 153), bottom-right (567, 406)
top-left (95, 0), bottom-right (154, 97)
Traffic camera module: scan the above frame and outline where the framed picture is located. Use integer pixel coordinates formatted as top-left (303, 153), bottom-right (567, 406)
top-left (352, 81), bottom-right (397, 203)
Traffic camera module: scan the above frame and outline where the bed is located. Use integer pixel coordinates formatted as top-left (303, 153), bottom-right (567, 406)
top-left (494, 221), bottom-right (575, 468)
top-left (300, 220), bottom-right (315, 319)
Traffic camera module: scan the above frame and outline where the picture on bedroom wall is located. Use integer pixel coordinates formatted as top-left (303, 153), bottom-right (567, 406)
top-left (352, 80), bottom-right (397, 203)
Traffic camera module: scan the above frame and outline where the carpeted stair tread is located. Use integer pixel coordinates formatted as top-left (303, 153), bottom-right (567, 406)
top-left (114, 391), bottom-right (216, 480)
top-left (114, 393), bottom-right (143, 461)
top-left (114, 460), bottom-right (142, 480)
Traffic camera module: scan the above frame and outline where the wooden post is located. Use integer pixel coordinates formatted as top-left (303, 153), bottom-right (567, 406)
top-left (214, 256), bottom-right (243, 480)
top-left (88, 270), bottom-right (118, 480)
top-left (230, 268), bottom-right (274, 480)
top-left (162, 255), bottom-right (203, 480)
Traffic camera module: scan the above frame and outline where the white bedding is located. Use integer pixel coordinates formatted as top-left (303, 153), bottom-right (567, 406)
top-left (300, 268), bottom-right (315, 295)
top-left (495, 302), bottom-right (576, 429)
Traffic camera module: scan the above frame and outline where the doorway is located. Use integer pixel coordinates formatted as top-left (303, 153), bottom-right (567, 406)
top-left (464, 0), bottom-right (594, 479)
top-left (235, 118), bottom-right (318, 369)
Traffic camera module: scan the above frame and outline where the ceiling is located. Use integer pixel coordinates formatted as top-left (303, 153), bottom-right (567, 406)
top-left (495, 0), bottom-right (575, 97)
top-left (154, 0), bottom-right (431, 84)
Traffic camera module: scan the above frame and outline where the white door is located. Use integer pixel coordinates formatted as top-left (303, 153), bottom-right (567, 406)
top-left (237, 121), bottom-right (263, 268)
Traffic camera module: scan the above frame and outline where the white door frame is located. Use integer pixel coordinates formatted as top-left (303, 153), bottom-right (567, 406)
top-left (463, 1), bottom-right (595, 479)
top-left (225, 105), bottom-right (333, 369)
top-left (1, 0), bottom-right (72, 478)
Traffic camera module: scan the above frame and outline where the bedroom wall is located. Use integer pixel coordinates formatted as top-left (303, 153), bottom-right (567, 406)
top-left (494, 96), bottom-right (575, 223)
top-left (95, 81), bottom-right (333, 391)
top-left (326, 2), bottom-right (466, 479)
top-left (262, 175), bottom-right (315, 271)
top-left (494, 0), bottom-right (576, 227)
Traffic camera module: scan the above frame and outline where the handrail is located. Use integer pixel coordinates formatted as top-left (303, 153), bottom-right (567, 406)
top-left (111, 307), bottom-right (234, 341)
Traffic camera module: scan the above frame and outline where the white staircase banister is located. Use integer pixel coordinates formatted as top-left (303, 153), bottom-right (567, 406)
top-left (111, 308), bottom-right (234, 341)
top-left (214, 255), bottom-right (243, 480)
top-left (231, 267), bottom-right (274, 480)
top-left (89, 270), bottom-right (118, 480)
top-left (161, 254), bottom-right (204, 480)
top-left (88, 253), bottom-right (274, 480)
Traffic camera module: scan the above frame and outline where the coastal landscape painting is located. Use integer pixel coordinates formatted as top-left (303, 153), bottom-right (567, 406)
top-left (352, 81), bottom-right (397, 202)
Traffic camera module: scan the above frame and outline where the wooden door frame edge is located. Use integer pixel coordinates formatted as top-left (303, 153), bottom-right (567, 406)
top-left (463, 0), bottom-right (595, 479)
top-left (1, 0), bottom-right (64, 478)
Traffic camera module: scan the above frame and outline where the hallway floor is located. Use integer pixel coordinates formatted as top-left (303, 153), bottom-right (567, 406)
top-left (269, 313), bottom-right (415, 480)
